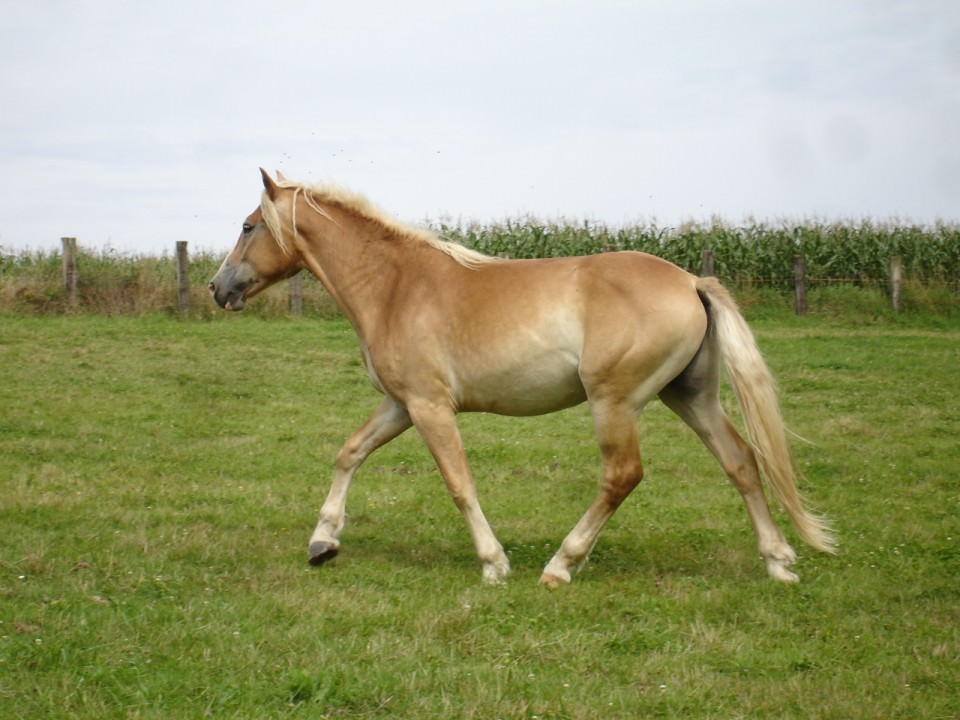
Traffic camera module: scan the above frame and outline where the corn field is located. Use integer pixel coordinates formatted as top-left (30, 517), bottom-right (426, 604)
top-left (1, 219), bottom-right (958, 316)
top-left (445, 218), bottom-right (960, 288)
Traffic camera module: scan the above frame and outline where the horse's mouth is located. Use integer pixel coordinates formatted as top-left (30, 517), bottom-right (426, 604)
top-left (209, 278), bottom-right (257, 311)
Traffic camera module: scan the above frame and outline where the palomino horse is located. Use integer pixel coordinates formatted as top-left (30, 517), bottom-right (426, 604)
top-left (210, 169), bottom-right (835, 585)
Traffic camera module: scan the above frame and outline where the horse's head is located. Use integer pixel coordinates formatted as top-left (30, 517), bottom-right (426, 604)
top-left (209, 169), bottom-right (301, 311)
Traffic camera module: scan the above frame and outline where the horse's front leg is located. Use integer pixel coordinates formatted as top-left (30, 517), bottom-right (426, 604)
top-left (309, 396), bottom-right (412, 565)
top-left (407, 399), bottom-right (511, 584)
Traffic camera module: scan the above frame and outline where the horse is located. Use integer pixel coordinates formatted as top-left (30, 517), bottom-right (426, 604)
top-left (209, 169), bottom-right (835, 586)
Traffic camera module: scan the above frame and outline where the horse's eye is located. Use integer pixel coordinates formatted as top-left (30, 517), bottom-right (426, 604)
top-left (242, 223), bottom-right (254, 234)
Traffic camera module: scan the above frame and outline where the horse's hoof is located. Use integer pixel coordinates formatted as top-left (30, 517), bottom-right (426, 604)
top-left (539, 572), bottom-right (568, 589)
top-left (769, 566), bottom-right (799, 583)
top-left (308, 541), bottom-right (339, 566)
top-left (765, 558), bottom-right (799, 583)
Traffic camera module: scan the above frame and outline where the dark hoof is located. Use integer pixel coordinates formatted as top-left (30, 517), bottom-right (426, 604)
top-left (308, 541), bottom-right (339, 566)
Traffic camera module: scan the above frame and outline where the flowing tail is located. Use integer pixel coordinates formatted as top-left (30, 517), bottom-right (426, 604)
top-left (696, 277), bottom-right (836, 554)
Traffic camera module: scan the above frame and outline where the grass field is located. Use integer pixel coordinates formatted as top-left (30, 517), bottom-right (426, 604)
top-left (1, 310), bottom-right (958, 718)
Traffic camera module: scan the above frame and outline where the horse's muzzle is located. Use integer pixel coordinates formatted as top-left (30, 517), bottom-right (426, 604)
top-left (209, 281), bottom-right (247, 311)
top-left (208, 268), bottom-right (252, 311)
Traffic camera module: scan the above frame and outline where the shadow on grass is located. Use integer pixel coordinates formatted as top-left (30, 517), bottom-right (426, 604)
top-left (308, 522), bottom-right (762, 586)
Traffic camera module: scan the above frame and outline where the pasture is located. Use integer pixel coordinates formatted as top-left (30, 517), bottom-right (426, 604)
top-left (1, 312), bottom-right (958, 718)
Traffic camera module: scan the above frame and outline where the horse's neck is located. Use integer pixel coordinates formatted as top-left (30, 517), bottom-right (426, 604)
top-left (299, 210), bottom-right (426, 334)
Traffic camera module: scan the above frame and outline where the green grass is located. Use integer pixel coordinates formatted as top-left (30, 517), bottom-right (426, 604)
top-left (1, 311), bottom-right (958, 718)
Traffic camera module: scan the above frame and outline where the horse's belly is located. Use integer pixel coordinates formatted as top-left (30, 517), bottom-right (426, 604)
top-left (456, 357), bottom-right (587, 416)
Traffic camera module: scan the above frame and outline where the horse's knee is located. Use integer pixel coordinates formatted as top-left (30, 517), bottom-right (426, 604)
top-left (335, 439), bottom-right (365, 473)
top-left (334, 447), bottom-right (352, 473)
top-left (445, 488), bottom-right (470, 510)
top-left (601, 459), bottom-right (644, 506)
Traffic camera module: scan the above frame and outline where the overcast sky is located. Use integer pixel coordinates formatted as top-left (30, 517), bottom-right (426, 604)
top-left (2, 1), bottom-right (958, 255)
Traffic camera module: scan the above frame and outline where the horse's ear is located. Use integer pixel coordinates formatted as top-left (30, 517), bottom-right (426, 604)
top-left (275, 169), bottom-right (288, 182)
top-left (260, 167), bottom-right (279, 200)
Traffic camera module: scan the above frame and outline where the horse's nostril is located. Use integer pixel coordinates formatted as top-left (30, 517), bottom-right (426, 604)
top-left (208, 282), bottom-right (216, 294)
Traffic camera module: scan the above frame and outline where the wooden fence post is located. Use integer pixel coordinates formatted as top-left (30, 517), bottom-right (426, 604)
top-left (288, 274), bottom-right (303, 317)
top-left (890, 255), bottom-right (902, 313)
top-left (793, 254), bottom-right (807, 315)
top-left (176, 241), bottom-right (190, 315)
top-left (701, 249), bottom-right (715, 277)
top-left (62, 237), bottom-right (78, 308)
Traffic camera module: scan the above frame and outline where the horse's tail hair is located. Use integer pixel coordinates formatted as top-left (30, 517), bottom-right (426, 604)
top-left (695, 276), bottom-right (836, 554)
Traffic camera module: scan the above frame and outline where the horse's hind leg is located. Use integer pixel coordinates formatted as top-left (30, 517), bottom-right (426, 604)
top-left (308, 396), bottom-right (412, 565)
top-left (659, 382), bottom-right (799, 582)
top-left (541, 400), bottom-right (644, 587)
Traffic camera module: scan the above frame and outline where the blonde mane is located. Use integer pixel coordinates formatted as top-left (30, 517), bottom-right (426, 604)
top-left (261, 179), bottom-right (499, 269)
